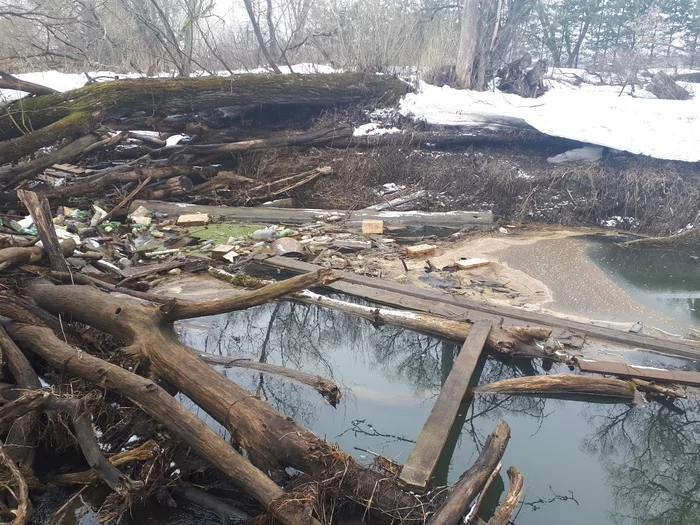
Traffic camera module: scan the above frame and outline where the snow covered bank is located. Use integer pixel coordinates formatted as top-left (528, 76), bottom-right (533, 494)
top-left (399, 77), bottom-right (700, 162)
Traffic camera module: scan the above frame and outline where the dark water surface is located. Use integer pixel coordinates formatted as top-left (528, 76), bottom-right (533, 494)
top-left (588, 238), bottom-right (700, 328)
top-left (173, 298), bottom-right (700, 525)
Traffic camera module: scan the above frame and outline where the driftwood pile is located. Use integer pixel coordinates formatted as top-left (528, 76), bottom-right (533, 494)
top-left (0, 72), bottom-right (537, 525)
top-left (0, 72), bottom-right (694, 524)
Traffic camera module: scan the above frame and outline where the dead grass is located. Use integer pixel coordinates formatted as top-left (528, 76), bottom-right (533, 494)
top-left (234, 141), bottom-right (700, 235)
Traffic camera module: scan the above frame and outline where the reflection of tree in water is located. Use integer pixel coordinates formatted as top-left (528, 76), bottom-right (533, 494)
top-left (582, 399), bottom-right (700, 525)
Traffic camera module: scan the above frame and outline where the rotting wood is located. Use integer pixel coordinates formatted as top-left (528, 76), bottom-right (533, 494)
top-left (179, 128), bottom-right (352, 158)
top-left (488, 467), bottom-right (524, 525)
top-left (472, 374), bottom-right (636, 402)
top-left (366, 190), bottom-right (428, 211)
top-left (7, 323), bottom-right (319, 525)
top-left (40, 165), bottom-right (220, 200)
top-left (290, 291), bottom-right (553, 358)
top-left (0, 74), bottom-right (407, 148)
top-left (48, 439), bottom-right (159, 486)
top-left (0, 326), bottom-right (138, 494)
top-left (198, 353), bottom-right (342, 405)
top-left (576, 359), bottom-right (700, 387)
top-left (0, 239), bottom-right (75, 271)
top-left (0, 440), bottom-right (31, 525)
top-left (399, 321), bottom-right (492, 491)
top-left (0, 325), bottom-right (42, 466)
top-left (428, 420), bottom-right (510, 525)
top-left (258, 256), bottom-right (700, 360)
top-left (17, 190), bottom-right (70, 273)
top-left (466, 462), bottom-right (502, 525)
top-left (141, 175), bottom-right (192, 200)
top-left (130, 200), bottom-right (494, 229)
top-left (0, 133), bottom-right (102, 188)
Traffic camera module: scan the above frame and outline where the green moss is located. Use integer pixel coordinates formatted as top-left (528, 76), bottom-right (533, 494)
top-left (188, 222), bottom-right (264, 242)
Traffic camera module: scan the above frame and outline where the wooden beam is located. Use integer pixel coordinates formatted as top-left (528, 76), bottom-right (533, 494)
top-left (257, 256), bottom-right (700, 360)
top-left (130, 200), bottom-right (493, 230)
top-left (399, 321), bottom-right (492, 491)
top-left (577, 359), bottom-right (700, 387)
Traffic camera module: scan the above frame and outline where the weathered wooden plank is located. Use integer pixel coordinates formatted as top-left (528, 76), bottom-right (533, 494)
top-left (399, 320), bottom-right (492, 492)
top-left (130, 200), bottom-right (493, 228)
top-left (257, 255), bottom-right (700, 360)
top-left (577, 359), bottom-right (700, 386)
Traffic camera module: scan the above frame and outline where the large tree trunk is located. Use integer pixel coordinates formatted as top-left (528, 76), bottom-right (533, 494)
top-left (456, 0), bottom-right (480, 89)
top-left (0, 74), bottom-right (406, 163)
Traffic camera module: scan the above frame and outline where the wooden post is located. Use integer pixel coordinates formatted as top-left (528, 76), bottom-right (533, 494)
top-left (399, 320), bottom-right (492, 491)
top-left (17, 190), bottom-right (70, 273)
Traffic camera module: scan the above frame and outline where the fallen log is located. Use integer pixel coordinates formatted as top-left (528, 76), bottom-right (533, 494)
top-left (198, 353), bottom-right (342, 405)
top-left (258, 256), bottom-right (700, 361)
top-left (23, 278), bottom-right (430, 521)
top-left (7, 323), bottom-right (318, 525)
top-left (290, 291), bottom-right (553, 358)
top-left (140, 175), bottom-right (193, 200)
top-left (179, 128), bottom-right (352, 160)
top-left (131, 200), bottom-right (494, 229)
top-left (40, 165), bottom-right (220, 200)
top-left (0, 239), bottom-right (75, 271)
top-left (0, 74), bottom-right (407, 158)
top-left (0, 325), bottom-right (138, 494)
top-left (472, 374), bottom-right (636, 402)
top-left (428, 420), bottom-right (510, 525)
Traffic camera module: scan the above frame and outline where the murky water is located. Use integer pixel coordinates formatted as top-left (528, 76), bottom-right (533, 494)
top-left (176, 298), bottom-right (700, 525)
top-left (588, 238), bottom-right (700, 328)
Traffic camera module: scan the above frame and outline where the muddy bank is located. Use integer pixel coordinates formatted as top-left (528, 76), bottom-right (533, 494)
top-left (357, 227), bottom-right (699, 338)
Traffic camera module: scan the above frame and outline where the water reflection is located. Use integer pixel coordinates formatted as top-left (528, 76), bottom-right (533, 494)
top-left (589, 240), bottom-right (700, 327)
top-left (178, 297), bottom-right (700, 525)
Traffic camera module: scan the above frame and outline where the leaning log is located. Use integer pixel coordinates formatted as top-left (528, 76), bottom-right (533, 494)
top-left (488, 467), bottom-right (524, 525)
top-left (7, 323), bottom-right (318, 525)
top-left (428, 420), bottom-right (510, 525)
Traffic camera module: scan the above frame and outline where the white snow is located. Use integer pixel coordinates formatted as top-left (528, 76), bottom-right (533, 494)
top-left (399, 75), bottom-right (700, 162)
top-left (353, 123), bottom-right (402, 136)
top-left (165, 134), bottom-right (187, 146)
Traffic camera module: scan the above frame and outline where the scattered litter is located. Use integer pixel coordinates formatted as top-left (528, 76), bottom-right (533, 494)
top-left (176, 213), bottom-right (210, 227)
top-left (406, 244), bottom-right (437, 258)
top-left (362, 219), bottom-right (384, 234)
top-left (455, 258), bottom-right (490, 270)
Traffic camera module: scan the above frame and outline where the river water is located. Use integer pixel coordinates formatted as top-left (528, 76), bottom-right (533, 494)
top-left (177, 285), bottom-right (700, 525)
top-left (53, 237), bottom-right (700, 524)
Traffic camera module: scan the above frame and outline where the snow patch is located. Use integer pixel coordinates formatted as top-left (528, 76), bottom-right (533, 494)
top-left (353, 123), bottom-right (401, 136)
top-left (400, 79), bottom-right (700, 162)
